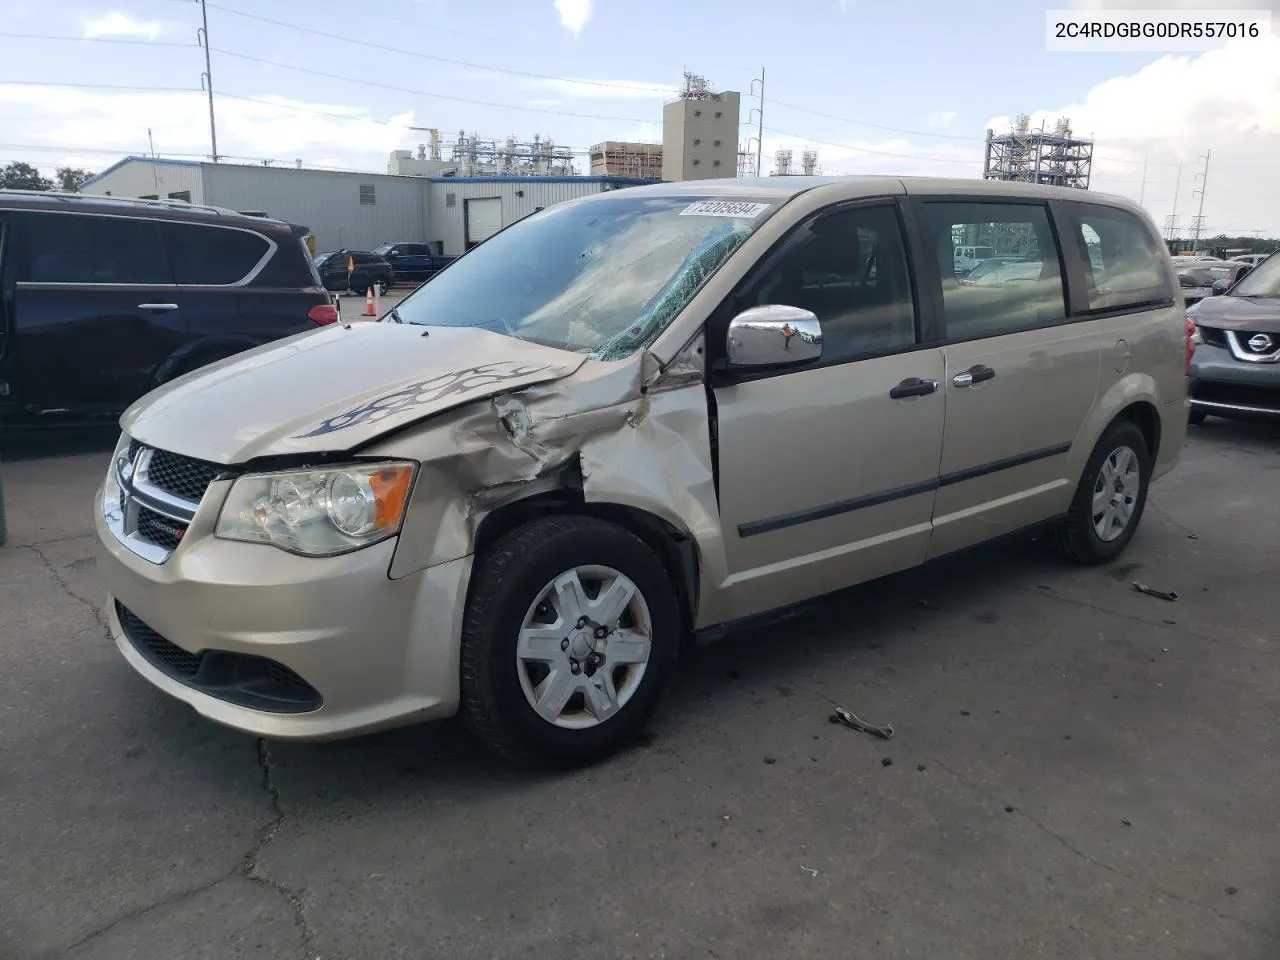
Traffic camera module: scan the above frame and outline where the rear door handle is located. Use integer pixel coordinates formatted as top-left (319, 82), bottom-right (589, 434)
top-left (889, 377), bottom-right (940, 399)
top-left (953, 364), bottom-right (996, 387)
top-left (137, 303), bottom-right (179, 311)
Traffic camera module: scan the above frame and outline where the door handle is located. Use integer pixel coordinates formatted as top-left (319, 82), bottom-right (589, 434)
top-left (953, 364), bottom-right (996, 388)
top-left (137, 303), bottom-right (179, 311)
top-left (889, 377), bottom-right (940, 400)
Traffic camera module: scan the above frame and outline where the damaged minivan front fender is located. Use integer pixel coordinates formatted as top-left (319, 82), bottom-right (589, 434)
top-left (365, 337), bottom-right (730, 630)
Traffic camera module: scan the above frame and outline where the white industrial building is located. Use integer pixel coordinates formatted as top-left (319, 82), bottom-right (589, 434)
top-left (79, 157), bottom-right (657, 256)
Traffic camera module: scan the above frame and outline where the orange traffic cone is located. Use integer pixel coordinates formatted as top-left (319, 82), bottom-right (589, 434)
top-left (362, 286), bottom-right (375, 317)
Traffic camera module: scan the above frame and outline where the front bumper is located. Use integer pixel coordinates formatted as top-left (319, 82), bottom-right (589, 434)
top-left (1189, 343), bottom-right (1280, 418)
top-left (95, 482), bottom-right (472, 741)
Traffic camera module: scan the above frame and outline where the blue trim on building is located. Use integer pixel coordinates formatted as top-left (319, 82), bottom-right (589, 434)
top-left (80, 155), bottom-right (203, 188)
top-left (425, 175), bottom-right (660, 186)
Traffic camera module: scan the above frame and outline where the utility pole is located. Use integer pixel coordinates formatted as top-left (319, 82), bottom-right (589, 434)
top-left (1191, 148), bottom-right (1211, 246)
top-left (748, 68), bottom-right (765, 177)
top-left (197, 0), bottom-right (219, 162)
top-left (1138, 155), bottom-right (1148, 206)
top-left (1167, 159), bottom-right (1183, 241)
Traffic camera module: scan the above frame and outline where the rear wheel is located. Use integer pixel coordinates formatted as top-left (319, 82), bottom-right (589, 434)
top-left (459, 515), bottom-right (681, 767)
top-left (1053, 419), bottom-right (1151, 565)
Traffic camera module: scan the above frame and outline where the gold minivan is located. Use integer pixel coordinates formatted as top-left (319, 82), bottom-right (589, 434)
top-left (95, 177), bottom-right (1191, 765)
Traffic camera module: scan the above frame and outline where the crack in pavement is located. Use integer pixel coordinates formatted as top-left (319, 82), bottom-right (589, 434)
top-left (26, 544), bottom-right (110, 635)
top-left (57, 875), bottom-right (233, 956)
top-left (25, 547), bottom-right (319, 957)
top-left (921, 753), bottom-right (1279, 940)
top-left (1011, 584), bottom-right (1273, 655)
top-left (242, 738), bottom-right (320, 960)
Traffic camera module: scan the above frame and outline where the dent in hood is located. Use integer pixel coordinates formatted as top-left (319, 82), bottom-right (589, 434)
top-left (1190, 296), bottom-right (1280, 332)
top-left (120, 323), bottom-right (587, 463)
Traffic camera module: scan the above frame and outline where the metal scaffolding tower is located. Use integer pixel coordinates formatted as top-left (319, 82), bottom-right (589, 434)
top-left (983, 115), bottom-right (1093, 189)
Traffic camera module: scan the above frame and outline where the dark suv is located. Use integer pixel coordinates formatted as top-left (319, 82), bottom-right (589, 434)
top-left (0, 191), bottom-right (337, 428)
top-left (314, 250), bottom-right (395, 295)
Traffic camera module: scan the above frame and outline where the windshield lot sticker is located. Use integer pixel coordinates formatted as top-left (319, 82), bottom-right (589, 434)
top-left (297, 361), bottom-right (556, 437)
top-left (678, 200), bottom-right (770, 219)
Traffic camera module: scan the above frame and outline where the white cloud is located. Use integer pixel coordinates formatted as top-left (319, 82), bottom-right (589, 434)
top-left (527, 77), bottom-right (676, 100)
top-left (0, 85), bottom-right (416, 175)
top-left (554, 0), bottom-right (593, 36)
top-left (82, 11), bottom-right (165, 41)
top-left (986, 35), bottom-right (1280, 234)
top-left (927, 111), bottom-right (958, 127)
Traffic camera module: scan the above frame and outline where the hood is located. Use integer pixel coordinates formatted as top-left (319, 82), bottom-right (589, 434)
top-left (121, 323), bottom-right (587, 463)
top-left (1189, 295), bottom-right (1280, 333)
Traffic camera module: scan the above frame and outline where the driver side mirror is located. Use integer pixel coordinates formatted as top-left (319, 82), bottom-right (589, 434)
top-left (726, 305), bottom-right (823, 369)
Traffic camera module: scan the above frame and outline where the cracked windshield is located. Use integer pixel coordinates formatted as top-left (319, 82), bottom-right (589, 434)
top-left (390, 195), bottom-right (774, 357)
top-left (2, 0), bottom-right (1279, 957)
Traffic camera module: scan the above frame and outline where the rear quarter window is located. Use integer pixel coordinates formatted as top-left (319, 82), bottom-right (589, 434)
top-left (1067, 206), bottom-right (1170, 312)
top-left (162, 222), bottom-right (271, 285)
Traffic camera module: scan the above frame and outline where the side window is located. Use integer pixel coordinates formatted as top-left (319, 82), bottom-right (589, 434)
top-left (19, 213), bottom-right (171, 285)
top-left (1070, 207), bottom-right (1169, 311)
top-left (748, 204), bottom-right (916, 362)
top-left (923, 202), bottom-right (1066, 340)
top-left (162, 222), bottom-right (270, 285)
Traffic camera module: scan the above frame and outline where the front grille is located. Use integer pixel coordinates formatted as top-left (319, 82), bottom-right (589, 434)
top-left (145, 449), bottom-right (221, 503)
top-left (1191, 380), bottom-right (1280, 411)
top-left (118, 605), bottom-right (201, 676)
top-left (136, 506), bottom-right (186, 551)
top-left (115, 602), bottom-right (323, 714)
top-left (1198, 326), bottom-right (1229, 348)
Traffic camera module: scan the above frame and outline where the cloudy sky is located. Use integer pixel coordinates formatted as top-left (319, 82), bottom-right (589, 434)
top-left (1, 0), bottom-right (1278, 234)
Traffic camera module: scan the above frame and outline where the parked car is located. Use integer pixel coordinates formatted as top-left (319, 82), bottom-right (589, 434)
top-left (1228, 252), bottom-right (1274, 270)
top-left (961, 256), bottom-right (1032, 282)
top-left (0, 190), bottom-right (336, 428)
top-left (96, 177), bottom-right (1187, 767)
top-left (1175, 258), bottom-right (1247, 305)
top-left (960, 259), bottom-right (1042, 285)
top-left (1187, 251), bottom-right (1280, 423)
top-left (313, 250), bottom-right (394, 296)
top-left (371, 242), bottom-right (456, 285)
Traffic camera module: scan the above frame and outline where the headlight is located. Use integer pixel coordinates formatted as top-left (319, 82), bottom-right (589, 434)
top-left (215, 461), bottom-right (416, 557)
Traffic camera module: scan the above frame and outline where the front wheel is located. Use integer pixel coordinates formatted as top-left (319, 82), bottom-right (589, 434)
top-left (459, 515), bottom-right (681, 767)
top-left (377, 279), bottom-right (390, 296)
top-left (1053, 419), bottom-right (1151, 565)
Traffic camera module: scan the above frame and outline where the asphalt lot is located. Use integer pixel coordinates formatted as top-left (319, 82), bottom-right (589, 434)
top-left (1, 415), bottom-right (1278, 960)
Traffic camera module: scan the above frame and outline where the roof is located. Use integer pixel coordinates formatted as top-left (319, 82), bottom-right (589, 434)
top-left (80, 155), bottom-right (202, 189)
top-left (611, 175), bottom-right (1139, 211)
top-left (0, 187), bottom-right (301, 232)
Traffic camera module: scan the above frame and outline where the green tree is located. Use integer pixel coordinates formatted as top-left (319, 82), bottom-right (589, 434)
top-left (0, 161), bottom-right (53, 191)
top-left (55, 166), bottom-right (93, 192)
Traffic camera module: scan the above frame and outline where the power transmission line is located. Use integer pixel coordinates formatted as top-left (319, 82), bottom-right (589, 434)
top-left (0, 32), bottom-right (199, 47)
top-left (203, 2), bottom-right (676, 94)
top-left (210, 48), bottom-right (654, 123)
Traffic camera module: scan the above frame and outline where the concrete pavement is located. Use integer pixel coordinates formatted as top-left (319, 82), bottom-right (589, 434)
top-left (1, 418), bottom-right (1277, 959)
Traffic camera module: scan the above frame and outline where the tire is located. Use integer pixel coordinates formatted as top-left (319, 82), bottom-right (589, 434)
top-left (1053, 419), bottom-right (1151, 566)
top-left (1188, 407), bottom-right (1208, 425)
top-left (459, 515), bottom-right (681, 768)
top-left (377, 279), bottom-right (390, 296)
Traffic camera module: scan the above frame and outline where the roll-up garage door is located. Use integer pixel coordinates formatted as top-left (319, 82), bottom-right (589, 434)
top-left (464, 197), bottom-right (503, 248)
